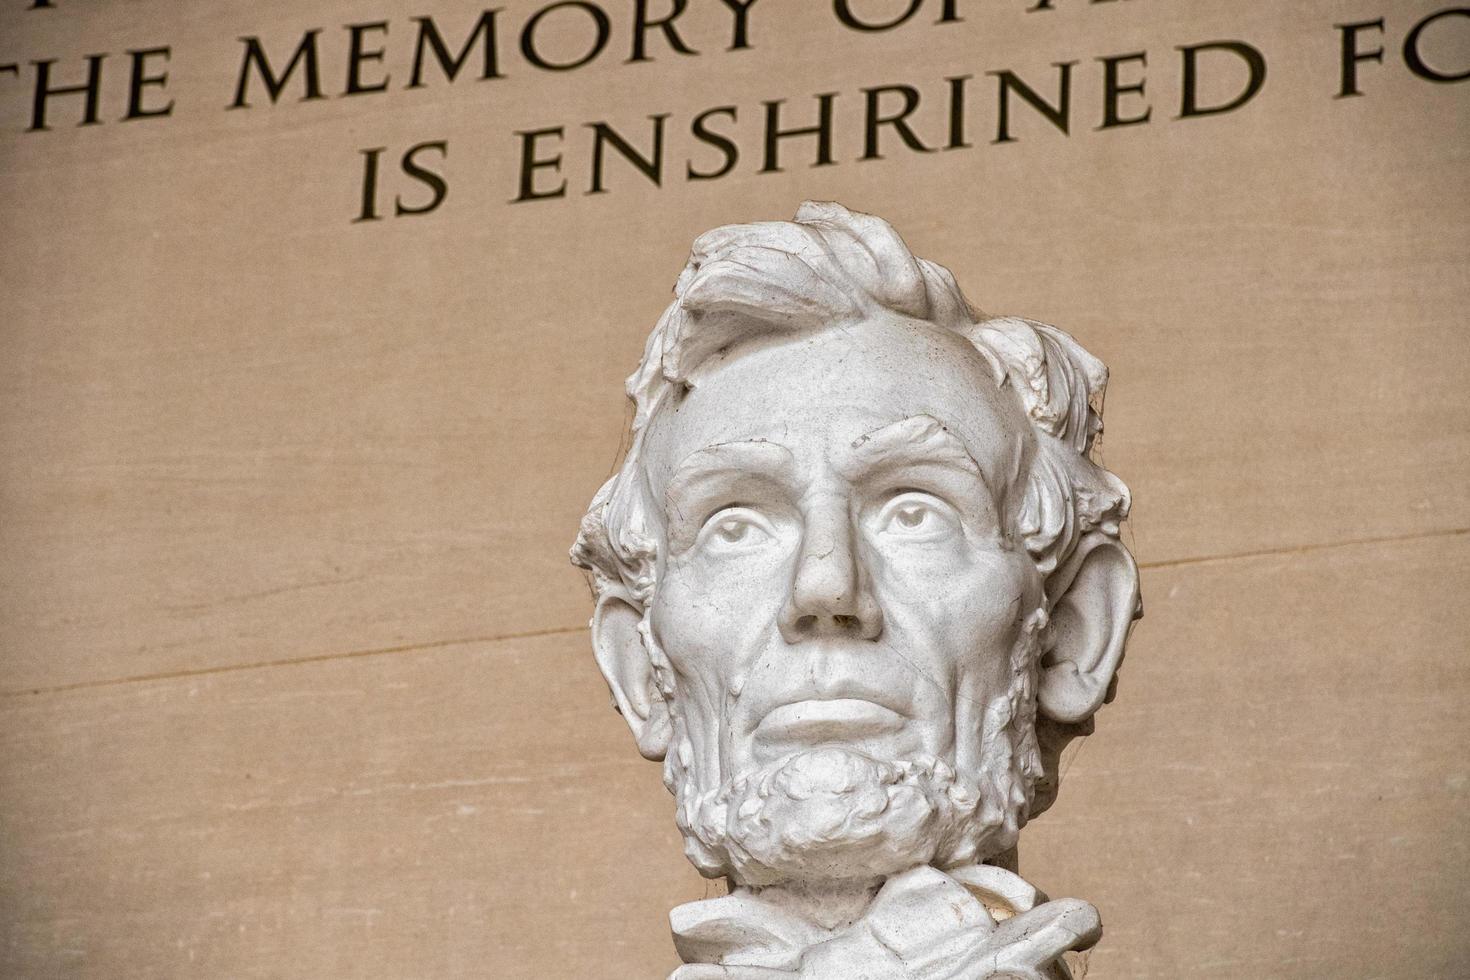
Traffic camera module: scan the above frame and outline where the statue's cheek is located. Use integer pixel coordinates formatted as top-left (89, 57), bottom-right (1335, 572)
top-left (652, 552), bottom-right (789, 671)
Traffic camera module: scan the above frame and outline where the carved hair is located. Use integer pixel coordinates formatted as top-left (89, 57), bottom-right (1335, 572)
top-left (571, 200), bottom-right (1130, 613)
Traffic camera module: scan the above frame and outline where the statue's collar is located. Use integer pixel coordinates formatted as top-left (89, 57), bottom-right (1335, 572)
top-left (669, 865), bottom-right (1098, 979)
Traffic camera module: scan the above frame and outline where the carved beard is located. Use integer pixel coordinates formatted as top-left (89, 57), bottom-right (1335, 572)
top-left (656, 612), bottom-right (1048, 889)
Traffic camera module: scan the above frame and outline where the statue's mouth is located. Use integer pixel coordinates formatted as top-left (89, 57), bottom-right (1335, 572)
top-left (753, 698), bottom-right (906, 750)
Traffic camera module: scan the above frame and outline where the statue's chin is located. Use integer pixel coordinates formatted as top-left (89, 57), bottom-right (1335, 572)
top-left (676, 746), bottom-right (1016, 888)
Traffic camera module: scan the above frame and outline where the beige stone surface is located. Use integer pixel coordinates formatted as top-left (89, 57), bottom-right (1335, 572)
top-left (1, 0), bottom-right (1468, 975)
top-left (1026, 532), bottom-right (1470, 979)
top-left (2, 0), bottom-right (1468, 694)
top-left (1, 535), bottom-right (1466, 978)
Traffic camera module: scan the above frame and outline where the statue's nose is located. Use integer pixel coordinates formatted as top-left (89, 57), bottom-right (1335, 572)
top-left (778, 501), bottom-right (883, 642)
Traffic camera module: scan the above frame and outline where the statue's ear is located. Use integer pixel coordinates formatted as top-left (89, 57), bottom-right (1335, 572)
top-left (591, 592), bottom-right (672, 761)
top-left (1038, 533), bottom-right (1141, 725)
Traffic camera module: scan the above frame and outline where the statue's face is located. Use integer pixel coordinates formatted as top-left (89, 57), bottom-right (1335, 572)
top-left (641, 315), bottom-right (1044, 803)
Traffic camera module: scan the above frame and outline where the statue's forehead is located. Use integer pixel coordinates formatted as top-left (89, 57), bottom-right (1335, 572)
top-left (641, 317), bottom-right (1030, 497)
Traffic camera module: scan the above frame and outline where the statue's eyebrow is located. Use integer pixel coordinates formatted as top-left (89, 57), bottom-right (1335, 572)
top-left (664, 440), bottom-right (799, 530)
top-left (840, 414), bottom-right (983, 482)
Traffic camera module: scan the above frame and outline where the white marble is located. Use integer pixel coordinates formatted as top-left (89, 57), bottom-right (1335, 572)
top-left (572, 202), bottom-right (1140, 979)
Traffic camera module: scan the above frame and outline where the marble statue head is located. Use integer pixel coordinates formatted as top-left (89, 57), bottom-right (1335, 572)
top-left (572, 202), bottom-right (1140, 893)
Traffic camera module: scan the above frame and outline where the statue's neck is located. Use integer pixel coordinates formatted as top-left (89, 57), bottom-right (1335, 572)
top-left (731, 849), bottom-right (1020, 933)
top-left (738, 875), bottom-right (887, 932)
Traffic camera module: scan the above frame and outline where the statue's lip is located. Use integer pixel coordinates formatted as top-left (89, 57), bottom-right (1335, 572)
top-left (753, 698), bottom-right (905, 744)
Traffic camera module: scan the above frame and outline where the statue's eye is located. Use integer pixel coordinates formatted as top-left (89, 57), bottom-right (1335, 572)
top-left (698, 507), bottom-right (773, 553)
top-left (714, 518), bottom-right (751, 543)
top-left (877, 492), bottom-right (956, 538)
top-left (894, 503), bottom-right (929, 529)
